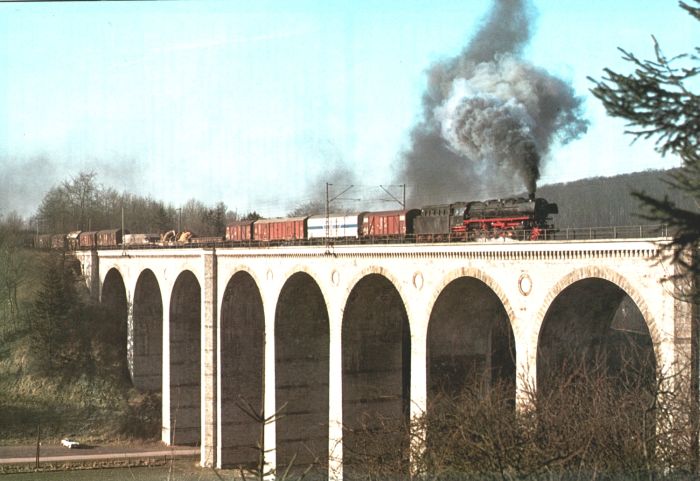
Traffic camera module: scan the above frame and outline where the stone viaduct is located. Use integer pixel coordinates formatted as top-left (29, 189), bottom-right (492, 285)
top-left (74, 238), bottom-right (694, 478)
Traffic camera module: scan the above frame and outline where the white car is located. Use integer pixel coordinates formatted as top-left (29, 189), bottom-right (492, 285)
top-left (61, 438), bottom-right (81, 449)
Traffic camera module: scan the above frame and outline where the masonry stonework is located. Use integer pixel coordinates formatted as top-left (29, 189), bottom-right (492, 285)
top-left (74, 238), bottom-right (692, 479)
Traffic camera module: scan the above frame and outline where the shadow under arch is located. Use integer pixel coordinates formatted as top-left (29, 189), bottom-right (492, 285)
top-left (132, 268), bottom-right (163, 392)
top-left (342, 273), bottom-right (411, 480)
top-left (534, 267), bottom-right (661, 358)
top-left (219, 270), bottom-right (264, 468)
top-left (101, 267), bottom-right (129, 383)
top-left (429, 267), bottom-right (517, 335)
top-left (535, 267), bottom-right (659, 397)
top-left (169, 270), bottom-right (201, 445)
top-left (275, 271), bottom-right (329, 478)
top-left (427, 275), bottom-right (516, 401)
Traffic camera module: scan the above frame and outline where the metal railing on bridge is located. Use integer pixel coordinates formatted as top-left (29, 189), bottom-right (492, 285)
top-left (545, 224), bottom-right (669, 241)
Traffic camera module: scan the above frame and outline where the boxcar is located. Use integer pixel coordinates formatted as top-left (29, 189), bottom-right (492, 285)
top-left (96, 229), bottom-right (128, 248)
top-left (225, 220), bottom-right (255, 242)
top-left (51, 234), bottom-right (67, 250)
top-left (78, 231), bottom-right (97, 249)
top-left (66, 231), bottom-right (82, 250)
top-left (253, 217), bottom-right (308, 242)
top-left (35, 234), bottom-right (52, 249)
top-left (361, 209), bottom-right (420, 238)
top-left (307, 213), bottom-right (363, 240)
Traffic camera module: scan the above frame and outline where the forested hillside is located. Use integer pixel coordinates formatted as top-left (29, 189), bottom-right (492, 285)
top-left (537, 168), bottom-right (698, 228)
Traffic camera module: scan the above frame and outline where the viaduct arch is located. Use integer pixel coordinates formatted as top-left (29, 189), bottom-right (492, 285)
top-left (275, 272), bottom-right (329, 476)
top-left (342, 273), bottom-right (411, 479)
top-left (75, 239), bottom-right (692, 479)
top-left (532, 266), bottom-right (663, 394)
top-left (168, 270), bottom-right (201, 445)
top-left (100, 268), bottom-right (129, 383)
top-left (132, 269), bottom-right (163, 392)
top-left (219, 270), bottom-right (264, 467)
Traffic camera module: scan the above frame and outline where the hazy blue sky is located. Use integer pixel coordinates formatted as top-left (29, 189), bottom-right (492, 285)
top-left (1, 0), bottom-right (696, 217)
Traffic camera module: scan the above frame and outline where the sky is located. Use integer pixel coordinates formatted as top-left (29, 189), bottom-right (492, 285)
top-left (0, 0), bottom-right (696, 218)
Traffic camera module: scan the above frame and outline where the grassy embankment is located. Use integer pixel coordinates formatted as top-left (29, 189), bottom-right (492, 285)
top-left (0, 459), bottom-right (232, 481)
top-left (0, 250), bottom-right (159, 445)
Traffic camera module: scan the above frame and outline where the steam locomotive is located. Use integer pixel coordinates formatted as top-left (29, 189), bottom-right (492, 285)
top-left (36, 196), bottom-right (558, 249)
top-left (417, 196), bottom-right (558, 241)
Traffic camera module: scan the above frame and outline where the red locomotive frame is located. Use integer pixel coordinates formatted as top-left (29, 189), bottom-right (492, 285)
top-left (452, 216), bottom-right (546, 240)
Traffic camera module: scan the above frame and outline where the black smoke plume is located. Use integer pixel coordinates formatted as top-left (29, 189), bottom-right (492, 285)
top-left (395, 0), bottom-right (588, 206)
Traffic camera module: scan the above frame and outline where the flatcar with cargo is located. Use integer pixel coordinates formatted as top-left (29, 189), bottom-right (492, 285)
top-left (188, 236), bottom-right (225, 246)
top-left (124, 233), bottom-right (160, 246)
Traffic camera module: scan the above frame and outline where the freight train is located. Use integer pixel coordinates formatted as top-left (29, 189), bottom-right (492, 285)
top-left (35, 196), bottom-right (557, 250)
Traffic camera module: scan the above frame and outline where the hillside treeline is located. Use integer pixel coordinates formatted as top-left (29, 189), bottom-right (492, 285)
top-left (34, 171), bottom-right (236, 237)
top-left (538, 168), bottom-right (698, 228)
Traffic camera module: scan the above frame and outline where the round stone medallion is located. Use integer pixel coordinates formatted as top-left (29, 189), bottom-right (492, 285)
top-left (518, 272), bottom-right (532, 296)
top-left (413, 272), bottom-right (424, 290)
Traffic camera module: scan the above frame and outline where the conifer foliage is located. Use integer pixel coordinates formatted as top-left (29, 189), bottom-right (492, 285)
top-left (590, 1), bottom-right (700, 280)
top-left (30, 254), bottom-right (86, 373)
